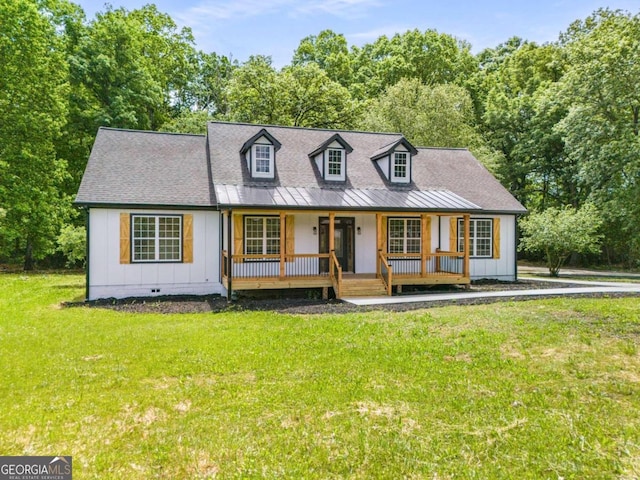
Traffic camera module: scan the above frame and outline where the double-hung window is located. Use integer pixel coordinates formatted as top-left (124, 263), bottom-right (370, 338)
top-left (392, 152), bottom-right (409, 182)
top-left (458, 218), bottom-right (492, 257)
top-left (132, 215), bottom-right (182, 262)
top-left (388, 218), bottom-right (421, 254)
top-left (325, 148), bottom-right (345, 180)
top-left (245, 216), bottom-right (280, 256)
top-left (252, 144), bottom-right (274, 178)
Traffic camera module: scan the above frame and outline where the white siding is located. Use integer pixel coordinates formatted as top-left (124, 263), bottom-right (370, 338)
top-left (441, 214), bottom-right (517, 281)
top-left (355, 214), bottom-right (376, 273)
top-left (88, 208), bottom-right (222, 300)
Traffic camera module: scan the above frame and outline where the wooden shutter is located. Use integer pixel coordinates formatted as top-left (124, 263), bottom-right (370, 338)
top-left (449, 217), bottom-right (458, 252)
top-left (233, 214), bottom-right (244, 263)
top-left (493, 217), bottom-right (501, 259)
top-left (183, 214), bottom-right (193, 263)
top-left (285, 215), bottom-right (295, 262)
top-left (120, 213), bottom-right (130, 264)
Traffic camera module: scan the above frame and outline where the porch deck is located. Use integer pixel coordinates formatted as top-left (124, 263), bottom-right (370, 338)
top-left (222, 251), bottom-right (469, 298)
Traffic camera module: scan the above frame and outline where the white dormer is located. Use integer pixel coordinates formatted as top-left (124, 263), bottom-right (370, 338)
top-left (371, 137), bottom-right (418, 184)
top-left (240, 129), bottom-right (282, 180)
top-left (309, 134), bottom-right (353, 182)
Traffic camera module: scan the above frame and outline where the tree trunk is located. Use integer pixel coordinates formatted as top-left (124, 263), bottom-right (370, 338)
top-left (23, 240), bottom-right (34, 271)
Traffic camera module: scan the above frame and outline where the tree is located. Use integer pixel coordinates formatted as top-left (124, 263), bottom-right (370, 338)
top-left (57, 224), bottom-right (86, 267)
top-left (519, 204), bottom-right (603, 276)
top-left (555, 9), bottom-right (640, 265)
top-left (0, 0), bottom-right (71, 269)
top-left (360, 78), bottom-right (501, 168)
top-left (226, 58), bottom-right (361, 129)
top-left (61, 4), bottom-right (198, 189)
top-left (479, 41), bottom-right (571, 208)
top-left (176, 51), bottom-right (237, 116)
top-left (292, 30), bottom-right (352, 87)
top-left (351, 29), bottom-right (477, 99)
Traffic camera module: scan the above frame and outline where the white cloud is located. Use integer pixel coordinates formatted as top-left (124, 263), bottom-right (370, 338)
top-left (176, 0), bottom-right (381, 24)
top-left (347, 24), bottom-right (411, 43)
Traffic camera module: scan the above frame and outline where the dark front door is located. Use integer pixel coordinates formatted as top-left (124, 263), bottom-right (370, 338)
top-left (319, 217), bottom-right (355, 273)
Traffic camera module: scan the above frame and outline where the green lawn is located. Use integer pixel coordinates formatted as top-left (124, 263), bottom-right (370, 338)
top-left (1, 274), bottom-right (639, 479)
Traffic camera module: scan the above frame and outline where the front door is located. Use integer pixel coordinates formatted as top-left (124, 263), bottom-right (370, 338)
top-left (319, 217), bottom-right (355, 273)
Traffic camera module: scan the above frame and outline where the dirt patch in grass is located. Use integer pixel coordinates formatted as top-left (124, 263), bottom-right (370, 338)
top-left (64, 279), bottom-right (640, 315)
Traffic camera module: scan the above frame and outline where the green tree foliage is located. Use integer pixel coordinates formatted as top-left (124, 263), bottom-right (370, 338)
top-left (520, 204), bottom-right (603, 276)
top-left (556, 9), bottom-right (640, 266)
top-left (292, 30), bottom-right (353, 87)
top-left (227, 57), bottom-right (361, 129)
top-left (350, 29), bottom-right (477, 99)
top-left (176, 51), bottom-right (237, 116)
top-left (0, 0), bottom-right (71, 269)
top-left (57, 224), bottom-right (86, 267)
top-left (61, 4), bottom-right (198, 188)
top-left (360, 78), bottom-right (501, 168)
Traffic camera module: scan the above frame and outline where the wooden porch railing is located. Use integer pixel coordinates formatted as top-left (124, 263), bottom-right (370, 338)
top-left (329, 251), bottom-right (342, 298)
top-left (222, 252), bottom-right (332, 280)
top-left (378, 250), bottom-right (393, 295)
top-left (383, 250), bottom-right (467, 277)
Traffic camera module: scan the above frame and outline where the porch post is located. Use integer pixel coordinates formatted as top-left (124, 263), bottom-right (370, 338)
top-left (463, 214), bottom-right (470, 278)
top-left (227, 210), bottom-right (233, 301)
top-left (376, 213), bottom-right (381, 276)
top-left (279, 211), bottom-right (286, 279)
top-left (421, 213), bottom-right (428, 277)
top-left (329, 212), bottom-right (335, 252)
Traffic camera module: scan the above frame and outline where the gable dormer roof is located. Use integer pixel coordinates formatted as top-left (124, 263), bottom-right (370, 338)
top-left (308, 133), bottom-right (354, 158)
top-left (240, 128), bottom-right (282, 154)
top-left (370, 137), bottom-right (418, 161)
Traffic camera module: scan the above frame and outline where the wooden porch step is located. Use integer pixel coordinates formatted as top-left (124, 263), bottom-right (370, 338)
top-left (339, 277), bottom-right (388, 297)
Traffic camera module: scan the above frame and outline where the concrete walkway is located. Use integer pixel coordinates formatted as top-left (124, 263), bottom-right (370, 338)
top-left (343, 274), bottom-right (640, 306)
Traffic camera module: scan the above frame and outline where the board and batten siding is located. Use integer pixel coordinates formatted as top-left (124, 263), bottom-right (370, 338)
top-left (440, 214), bottom-right (517, 281)
top-left (88, 208), bottom-right (222, 300)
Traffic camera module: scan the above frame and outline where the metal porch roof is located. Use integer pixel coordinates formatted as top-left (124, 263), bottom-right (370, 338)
top-left (215, 184), bottom-right (481, 211)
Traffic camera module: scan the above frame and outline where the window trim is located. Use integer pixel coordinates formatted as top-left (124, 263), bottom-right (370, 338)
top-left (251, 143), bottom-right (274, 178)
top-left (457, 218), bottom-right (493, 258)
top-left (390, 151), bottom-right (411, 183)
top-left (387, 217), bottom-right (422, 255)
top-left (324, 148), bottom-right (346, 181)
top-left (244, 215), bottom-right (281, 259)
top-left (131, 214), bottom-right (183, 263)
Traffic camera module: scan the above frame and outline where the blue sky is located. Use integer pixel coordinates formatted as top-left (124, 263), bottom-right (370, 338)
top-left (75, 0), bottom-right (639, 68)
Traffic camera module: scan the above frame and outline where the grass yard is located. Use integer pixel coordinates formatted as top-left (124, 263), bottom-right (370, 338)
top-left (0, 274), bottom-right (639, 479)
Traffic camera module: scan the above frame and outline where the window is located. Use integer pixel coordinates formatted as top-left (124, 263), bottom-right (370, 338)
top-left (388, 218), bottom-right (421, 254)
top-left (392, 152), bottom-right (408, 181)
top-left (132, 215), bottom-right (182, 262)
top-left (245, 216), bottom-right (280, 255)
top-left (325, 148), bottom-right (345, 180)
top-left (252, 144), bottom-right (274, 178)
top-left (458, 218), bottom-right (492, 257)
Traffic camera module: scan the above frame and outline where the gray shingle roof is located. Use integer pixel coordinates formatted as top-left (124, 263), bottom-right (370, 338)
top-left (208, 122), bottom-right (526, 213)
top-left (75, 127), bottom-right (212, 208)
top-left (75, 122), bottom-right (525, 214)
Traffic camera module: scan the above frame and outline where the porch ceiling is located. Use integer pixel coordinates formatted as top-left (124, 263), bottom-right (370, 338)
top-left (215, 184), bottom-right (481, 212)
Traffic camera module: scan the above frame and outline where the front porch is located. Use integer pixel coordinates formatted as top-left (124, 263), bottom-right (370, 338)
top-left (221, 210), bottom-right (472, 299)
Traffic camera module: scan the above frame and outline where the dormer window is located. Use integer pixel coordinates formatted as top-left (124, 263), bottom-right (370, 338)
top-left (327, 148), bottom-right (344, 179)
top-left (240, 128), bottom-right (282, 180)
top-left (371, 137), bottom-right (417, 184)
top-left (253, 144), bottom-right (273, 177)
top-left (309, 134), bottom-right (353, 183)
top-left (392, 152), bottom-right (408, 182)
